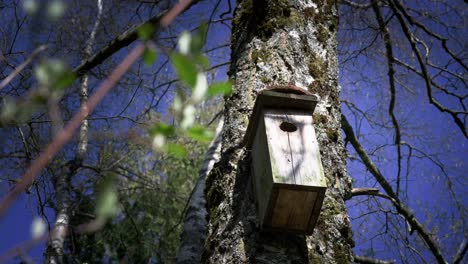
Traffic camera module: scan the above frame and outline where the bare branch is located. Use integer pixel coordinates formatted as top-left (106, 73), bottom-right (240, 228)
top-left (371, 0), bottom-right (403, 197)
top-left (341, 113), bottom-right (448, 264)
top-left (0, 0), bottom-right (197, 217)
top-left (351, 187), bottom-right (380, 196)
top-left (453, 237), bottom-right (467, 264)
top-left (390, 0), bottom-right (467, 71)
top-left (0, 45), bottom-right (47, 90)
top-left (342, 0), bottom-right (371, 9)
top-left (0, 43), bottom-right (146, 216)
top-left (388, 0), bottom-right (467, 138)
top-left (354, 255), bottom-right (395, 264)
top-left (73, 0), bottom-right (201, 77)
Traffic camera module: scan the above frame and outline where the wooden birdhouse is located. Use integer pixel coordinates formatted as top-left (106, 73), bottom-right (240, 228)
top-left (244, 87), bottom-right (327, 235)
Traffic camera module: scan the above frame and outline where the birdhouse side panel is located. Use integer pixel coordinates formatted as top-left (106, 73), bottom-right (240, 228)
top-left (264, 109), bottom-right (325, 187)
top-left (251, 115), bottom-right (274, 225)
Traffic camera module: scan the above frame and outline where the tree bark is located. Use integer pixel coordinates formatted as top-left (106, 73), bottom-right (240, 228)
top-left (45, 164), bottom-right (73, 264)
top-left (177, 119), bottom-right (223, 264)
top-left (204, 0), bottom-right (353, 263)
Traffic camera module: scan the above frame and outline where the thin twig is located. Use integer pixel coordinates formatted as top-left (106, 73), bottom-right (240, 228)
top-left (342, 113), bottom-right (448, 264)
top-left (354, 255), bottom-right (395, 264)
top-left (371, 0), bottom-right (403, 197)
top-left (0, 0), bottom-right (195, 217)
top-left (0, 45), bottom-right (47, 90)
top-left (0, 44), bottom-right (146, 216)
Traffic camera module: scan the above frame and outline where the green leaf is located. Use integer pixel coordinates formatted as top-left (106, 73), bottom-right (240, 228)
top-left (149, 122), bottom-right (175, 137)
top-left (34, 64), bottom-right (49, 84)
top-left (54, 71), bottom-right (76, 92)
top-left (178, 31), bottom-right (191, 55)
top-left (193, 54), bottom-right (210, 68)
top-left (181, 104), bottom-right (195, 129)
top-left (47, 0), bottom-right (66, 20)
top-left (95, 178), bottom-right (119, 219)
top-left (143, 47), bottom-right (157, 65)
top-left (166, 143), bottom-right (187, 158)
top-left (170, 53), bottom-right (197, 87)
top-left (35, 59), bottom-right (75, 92)
top-left (23, 0), bottom-right (39, 14)
top-left (152, 134), bottom-right (165, 149)
top-left (192, 72), bottom-right (208, 101)
top-left (31, 217), bottom-right (46, 240)
top-left (190, 22), bottom-right (208, 53)
top-left (137, 23), bottom-right (154, 40)
top-left (207, 81), bottom-right (232, 97)
top-left (187, 126), bottom-right (213, 143)
top-left (1, 98), bottom-right (17, 120)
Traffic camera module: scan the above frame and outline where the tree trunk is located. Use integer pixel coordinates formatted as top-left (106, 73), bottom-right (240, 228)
top-left (45, 164), bottom-right (73, 264)
top-left (45, 1), bottom-right (103, 262)
top-left (203, 0), bottom-right (354, 263)
top-left (177, 119), bottom-right (223, 264)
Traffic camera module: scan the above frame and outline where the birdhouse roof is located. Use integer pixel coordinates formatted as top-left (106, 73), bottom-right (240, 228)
top-left (244, 89), bottom-right (319, 149)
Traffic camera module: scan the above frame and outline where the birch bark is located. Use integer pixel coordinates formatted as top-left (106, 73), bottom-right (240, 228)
top-left (45, 1), bottom-right (103, 262)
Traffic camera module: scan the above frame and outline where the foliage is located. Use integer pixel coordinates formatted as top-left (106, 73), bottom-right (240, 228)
top-left (67, 137), bottom-right (208, 263)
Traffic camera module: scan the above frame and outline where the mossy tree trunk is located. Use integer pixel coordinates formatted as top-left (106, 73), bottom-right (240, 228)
top-left (204, 0), bottom-right (354, 263)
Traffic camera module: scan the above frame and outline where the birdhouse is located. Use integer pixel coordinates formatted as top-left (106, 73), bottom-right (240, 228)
top-left (244, 87), bottom-right (327, 235)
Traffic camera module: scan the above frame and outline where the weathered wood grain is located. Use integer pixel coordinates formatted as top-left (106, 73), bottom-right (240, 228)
top-left (249, 105), bottom-right (326, 234)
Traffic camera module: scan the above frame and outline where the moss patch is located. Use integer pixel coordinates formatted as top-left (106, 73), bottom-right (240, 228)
top-left (326, 128), bottom-right (339, 142)
top-left (251, 48), bottom-right (271, 63)
top-left (205, 167), bottom-right (225, 218)
top-left (313, 113), bottom-right (328, 125)
top-left (307, 53), bottom-right (329, 94)
top-left (235, 0), bottom-right (305, 42)
top-left (232, 0), bottom-right (254, 29)
top-left (316, 25), bottom-right (330, 44)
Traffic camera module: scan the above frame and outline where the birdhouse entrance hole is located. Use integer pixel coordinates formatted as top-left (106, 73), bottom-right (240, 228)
top-left (279, 121), bottom-right (297, 132)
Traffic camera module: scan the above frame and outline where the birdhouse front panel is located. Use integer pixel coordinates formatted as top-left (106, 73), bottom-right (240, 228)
top-left (263, 109), bottom-right (325, 187)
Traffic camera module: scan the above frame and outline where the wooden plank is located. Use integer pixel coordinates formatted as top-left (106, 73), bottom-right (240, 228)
top-left (269, 189), bottom-right (318, 230)
top-left (289, 190), bottom-right (317, 230)
top-left (260, 91), bottom-right (319, 112)
top-left (251, 114), bottom-right (273, 225)
top-left (264, 109), bottom-right (326, 187)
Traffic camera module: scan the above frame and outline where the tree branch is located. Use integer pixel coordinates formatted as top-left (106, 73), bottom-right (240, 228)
top-left (0, 45), bottom-right (47, 90)
top-left (341, 113), bottom-right (448, 264)
top-left (453, 237), bottom-right (467, 264)
top-left (388, 0), bottom-right (467, 138)
top-left (371, 0), bottom-right (403, 197)
top-left (73, 0), bottom-right (200, 77)
top-left (354, 255), bottom-right (395, 264)
top-left (0, 0), bottom-right (198, 217)
top-left (341, 0), bottom-right (371, 9)
top-left (390, 0), bottom-right (467, 71)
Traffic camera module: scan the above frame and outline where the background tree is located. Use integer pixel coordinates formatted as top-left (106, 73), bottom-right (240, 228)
top-left (339, 0), bottom-right (466, 263)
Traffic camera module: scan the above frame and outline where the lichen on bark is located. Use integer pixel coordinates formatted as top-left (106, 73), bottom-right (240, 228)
top-left (204, 0), bottom-right (353, 263)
